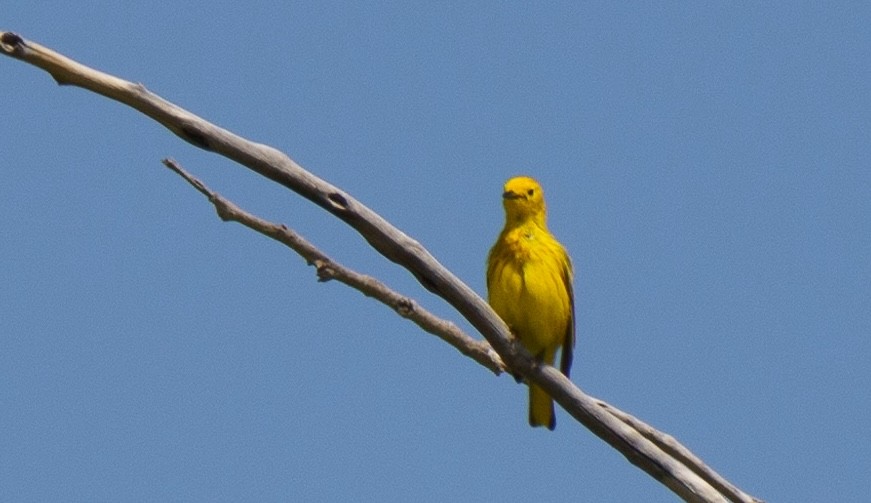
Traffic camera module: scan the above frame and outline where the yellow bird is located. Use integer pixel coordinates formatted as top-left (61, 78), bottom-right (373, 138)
top-left (486, 176), bottom-right (575, 430)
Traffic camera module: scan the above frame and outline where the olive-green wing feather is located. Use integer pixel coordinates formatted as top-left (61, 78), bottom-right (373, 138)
top-left (559, 253), bottom-right (575, 377)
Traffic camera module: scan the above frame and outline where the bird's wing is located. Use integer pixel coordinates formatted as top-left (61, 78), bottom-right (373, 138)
top-left (559, 252), bottom-right (575, 378)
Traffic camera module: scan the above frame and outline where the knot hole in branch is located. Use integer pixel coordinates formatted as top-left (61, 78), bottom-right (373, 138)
top-left (327, 192), bottom-right (349, 212)
top-left (0, 32), bottom-right (24, 53)
top-left (179, 125), bottom-right (212, 151)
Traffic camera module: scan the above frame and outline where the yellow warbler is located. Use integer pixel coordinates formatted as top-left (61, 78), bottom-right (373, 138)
top-left (486, 176), bottom-right (575, 430)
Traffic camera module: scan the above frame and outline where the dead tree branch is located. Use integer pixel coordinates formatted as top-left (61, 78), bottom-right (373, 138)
top-left (161, 158), bottom-right (505, 374)
top-left (1, 31), bottom-right (763, 503)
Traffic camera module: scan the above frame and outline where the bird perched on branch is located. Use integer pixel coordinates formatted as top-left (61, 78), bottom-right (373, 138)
top-left (486, 176), bottom-right (575, 430)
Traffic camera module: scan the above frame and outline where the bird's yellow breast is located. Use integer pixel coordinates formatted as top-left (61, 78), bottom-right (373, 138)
top-left (487, 225), bottom-right (571, 356)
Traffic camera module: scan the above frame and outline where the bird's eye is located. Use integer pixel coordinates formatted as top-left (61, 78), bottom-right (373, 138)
top-left (527, 189), bottom-right (535, 196)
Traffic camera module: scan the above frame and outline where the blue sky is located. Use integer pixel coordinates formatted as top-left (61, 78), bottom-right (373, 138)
top-left (2, 3), bottom-right (869, 502)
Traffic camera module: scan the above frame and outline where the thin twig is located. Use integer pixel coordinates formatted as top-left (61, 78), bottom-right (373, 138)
top-left (162, 158), bottom-right (505, 374)
top-left (597, 400), bottom-right (763, 503)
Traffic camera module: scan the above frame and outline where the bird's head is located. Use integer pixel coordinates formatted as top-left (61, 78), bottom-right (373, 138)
top-left (502, 176), bottom-right (547, 225)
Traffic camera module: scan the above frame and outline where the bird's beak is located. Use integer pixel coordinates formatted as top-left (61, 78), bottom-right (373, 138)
top-left (502, 190), bottom-right (521, 200)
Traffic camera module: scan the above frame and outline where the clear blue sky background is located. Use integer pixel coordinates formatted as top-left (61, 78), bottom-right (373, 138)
top-left (2, 3), bottom-right (869, 502)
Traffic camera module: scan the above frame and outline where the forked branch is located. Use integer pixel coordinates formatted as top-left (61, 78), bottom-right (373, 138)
top-left (1, 31), bottom-right (762, 503)
top-left (161, 158), bottom-right (505, 375)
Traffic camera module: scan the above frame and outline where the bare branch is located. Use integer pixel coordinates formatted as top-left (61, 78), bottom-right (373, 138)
top-left (598, 400), bottom-right (763, 503)
top-left (2, 31), bottom-right (764, 503)
top-left (161, 158), bottom-right (505, 375)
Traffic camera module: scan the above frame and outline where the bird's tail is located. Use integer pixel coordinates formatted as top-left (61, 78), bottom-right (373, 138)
top-left (528, 383), bottom-right (555, 430)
